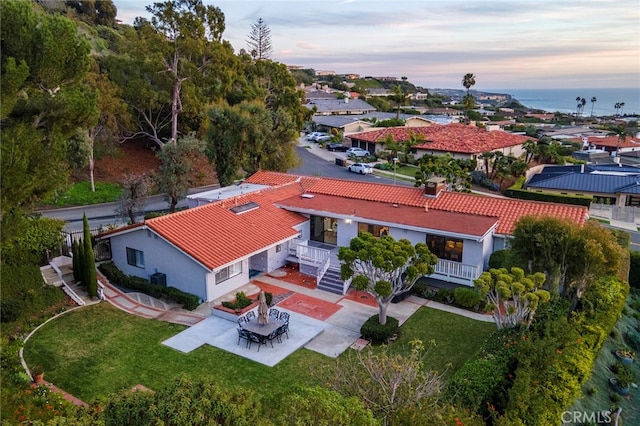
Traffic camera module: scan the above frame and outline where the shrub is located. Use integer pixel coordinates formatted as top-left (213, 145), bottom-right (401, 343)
top-left (630, 251), bottom-right (640, 289)
top-left (98, 262), bottom-right (200, 310)
top-left (360, 315), bottom-right (399, 343)
top-left (0, 299), bottom-right (22, 323)
top-left (454, 287), bottom-right (481, 310)
top-left (221, 291), bottom-right (254, 310)
top-left (434, 288), bottom-right (454, 304)
top-left (488, 249), bottom-right (516, 269)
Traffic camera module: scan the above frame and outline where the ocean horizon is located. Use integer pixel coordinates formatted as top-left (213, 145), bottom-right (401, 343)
top-left (485, 88), bottom-right (639, 117)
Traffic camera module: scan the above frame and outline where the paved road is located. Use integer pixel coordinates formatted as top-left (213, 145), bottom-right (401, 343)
top-left (40, 142), bottom-right (412, 231)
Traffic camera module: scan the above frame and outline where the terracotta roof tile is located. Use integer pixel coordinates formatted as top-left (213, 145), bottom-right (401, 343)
top-left (277, 194), bottom-right (498, 237)
top-left (426, 192), bottom-right (588, 235)
top-left (349, 124), bottom-right (532, 154)
top-left (577, 135), bottom-right (640, 148)
top-left (145, 184), bottom-right (307, 270)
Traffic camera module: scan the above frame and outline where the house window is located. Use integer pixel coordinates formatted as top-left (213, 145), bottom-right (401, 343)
top-left (276, 244), bottom-right (282, 253)
top-left (358, 223), bottom-right (389, 238)
top-left (126, 247), bottom-right (145, 268)
top-left (215, 261), bottom-right (242, 284)
top-left (426, 235), bottom-right (464, 262)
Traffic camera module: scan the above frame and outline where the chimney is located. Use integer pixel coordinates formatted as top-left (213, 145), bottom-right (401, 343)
top-left (424, 177), bottom-right (446, 197)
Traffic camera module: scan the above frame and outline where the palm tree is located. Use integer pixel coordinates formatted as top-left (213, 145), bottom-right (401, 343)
top-left (462, 73), bottom-right (476, 95)
top-left (575, 97), bottom-right (586, 117)
top-left (614, 102), bottom-right (621, 116)
top-left (576, 96), bottom-right (582, 116)
top-left (479, 151), bottom-right (495, 174)
top-left (390, 85), bottom-right (408, 120)
top-left (522, 139), bottom-right (539, 164)
top-left (620, 102), bottom-right (625, 116)
top-left (608, 124), bottom-right (628, 159)
top-left (590, 97), bottom-right (597, 116)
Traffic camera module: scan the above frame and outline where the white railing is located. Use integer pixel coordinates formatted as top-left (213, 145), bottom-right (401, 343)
top-left (316, 254), bottom-right (331, 286)
top-left (296, 244), bottom-right (330, 266)
top-left (433, 259), bottom-right (482, 282)
top-left (289, 238), bottom-right (308, 256)
top-left (49, 259), bottom-right (85, 306)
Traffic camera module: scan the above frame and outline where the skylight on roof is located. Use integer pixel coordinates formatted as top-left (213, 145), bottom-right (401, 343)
top-left (301, 194), bottom-right (315, 198)
top-left (229, 201), bottom-right (259, 214)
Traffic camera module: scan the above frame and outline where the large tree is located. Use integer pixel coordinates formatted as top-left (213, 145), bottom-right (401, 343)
top-left (107, 0), bottom-right (233, 147)
top-left (155, 134), bottom-right (204, 213)
top-left (116, 173), bottom-right (149, 224)
top-left (510, 216), bottom-right (624, 309)
top-left (246, 17), bottom-right (273, 60)
top-left (338, 233), bottom-right (437, 324)
top-left (1, 0), bottom-right (97, 215)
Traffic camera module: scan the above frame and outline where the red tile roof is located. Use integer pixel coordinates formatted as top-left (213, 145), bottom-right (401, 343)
top-left (574, 135), bottom-right (640, 149)
top-left (249, 171), bottom-right (588, 236)
top-left (425, 191), bottom-right (588, 235)
top-left (349, 124), bottom-right (532, 154)
top-left (277, 193), bottom-right (498, 237)
top-left (145, 183), bottom-right (307, 270)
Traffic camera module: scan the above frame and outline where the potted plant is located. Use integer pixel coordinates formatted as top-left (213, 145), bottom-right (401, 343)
top-left (609, 365), bottom-right (634, 396)
top-left (32, 365), bottom-right (44, 384)
top-left (615, 348), bottom-right (635, 364)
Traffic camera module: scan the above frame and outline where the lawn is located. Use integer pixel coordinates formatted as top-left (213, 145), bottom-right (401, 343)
top-left (40, 181), bottom-right (122, 207)
top-left (23, 303), bottom-right (494, 402)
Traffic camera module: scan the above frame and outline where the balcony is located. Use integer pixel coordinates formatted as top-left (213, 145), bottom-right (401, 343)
top-left (432, 259), bottom-right (482, 286)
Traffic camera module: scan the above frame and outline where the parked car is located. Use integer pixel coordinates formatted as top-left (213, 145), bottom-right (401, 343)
top-left (305, 132), bottom-right (328, 142)
top-left (348, 163), bottom-right (373, 174)
top-left (327, 143), bottom-right (348, 152)
top-left (346, 147), bottom-right (370, 157)
top-left (315, 135), bottom-right (333, 143)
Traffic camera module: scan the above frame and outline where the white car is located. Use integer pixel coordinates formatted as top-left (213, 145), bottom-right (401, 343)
top-left (348, 163), bottom-right (373, 174)
top-left (305, 132), bottom-right (328, 141)
top-left (315, 135), bottom-right (333, 143)
top-left (346, 147), bottom-right (370, 157)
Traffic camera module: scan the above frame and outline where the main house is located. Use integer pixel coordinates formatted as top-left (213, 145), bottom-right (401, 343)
top-left (100, 171), bottom-right (588, 303)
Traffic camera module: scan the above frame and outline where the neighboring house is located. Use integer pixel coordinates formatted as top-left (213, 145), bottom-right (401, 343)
top-left (310, 113), bottom-right (453, 137)
top-left (574, 135), bottom-right (640, 156)
top-left (102, 171), bottom-right (588, 302)
top-left (525, 164), bottom-right (640, 207)
top-left (305, 98), bottom-right (377, 115)
top-left (347, 124), bottom-right (532, 166)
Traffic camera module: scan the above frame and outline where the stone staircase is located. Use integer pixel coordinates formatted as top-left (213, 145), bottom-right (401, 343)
top-left (317, 268), bottom-right (346, 295)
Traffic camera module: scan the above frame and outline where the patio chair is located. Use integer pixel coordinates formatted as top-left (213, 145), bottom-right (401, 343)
top-left (277, 322), bottom-right (289, 340)
top-left (247, 332), bottom-right (265, 352)
top-left (268, 308), bottom-right (280, 320)
top-left (266, 329), bottom-right (280, 347)
top-left (278, 311), bottom-right (290, 324)
top-left (237, 327), bottom-right (250, 347)
top-left (245, 311), bottom-right (256, 321)
top-left (237, 316), bottom-right (248, 328)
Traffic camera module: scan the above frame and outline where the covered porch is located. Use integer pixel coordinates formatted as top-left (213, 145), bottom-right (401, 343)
top-left (431, 258), bottom-right (483, 286)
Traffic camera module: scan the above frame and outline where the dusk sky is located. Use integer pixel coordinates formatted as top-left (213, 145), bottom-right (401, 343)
top-left (112, 0), bottom-right (640, 90)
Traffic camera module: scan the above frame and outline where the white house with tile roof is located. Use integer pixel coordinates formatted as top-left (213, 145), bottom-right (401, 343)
top-left (100, 171), bottom-right (588, 302)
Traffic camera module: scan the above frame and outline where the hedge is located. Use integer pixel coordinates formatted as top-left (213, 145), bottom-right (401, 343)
top-left (503, 276), bottom-right (629, 424)
top-left (504, 176), bottom-right (593, 207)
top-left (360, 315), bottom-right (399, 343)
top-left (0, 264), bottom-right (66, 324)
top-left (98, 262), bottom-right (200, 310)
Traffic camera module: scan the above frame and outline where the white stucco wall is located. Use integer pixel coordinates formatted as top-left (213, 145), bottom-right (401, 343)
top-left (208, 259), bottom-right (249, 302)
top-left (337, 219), bottom-right (358, 246)
top-left (109, 228), bottom-right (209, 301)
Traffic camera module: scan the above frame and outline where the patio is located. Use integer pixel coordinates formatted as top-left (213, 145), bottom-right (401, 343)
top-left (162, 267), bottom-right (426, 366)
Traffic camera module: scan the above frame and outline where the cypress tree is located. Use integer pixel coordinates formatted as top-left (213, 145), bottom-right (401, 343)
top-left (82, 213), bottom-right (97, 297)
top-left (71, 239), bottom-right (79, 282)
top-left (77, 237), bottom-right (85, 286)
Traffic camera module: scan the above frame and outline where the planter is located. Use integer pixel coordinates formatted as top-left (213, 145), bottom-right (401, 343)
top-left (615, 350), bottom-right (634, 364)
top-left (608, 378), bottom-right (630, 396)
top-left (34, 372), bottom-right (45, 384)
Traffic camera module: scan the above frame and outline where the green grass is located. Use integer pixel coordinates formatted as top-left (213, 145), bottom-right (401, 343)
top-left (41, 181), bottom-right (122, 207)
top-left (23, 303), bottom-right (494, 402)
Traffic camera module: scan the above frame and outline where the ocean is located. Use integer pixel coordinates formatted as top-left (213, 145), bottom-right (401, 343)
top-left (486, 88), bottom-right (639, 117)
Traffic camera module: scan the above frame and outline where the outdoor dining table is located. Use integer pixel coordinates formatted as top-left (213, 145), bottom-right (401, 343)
top-left (242, 319), bottom-right (285, 340)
